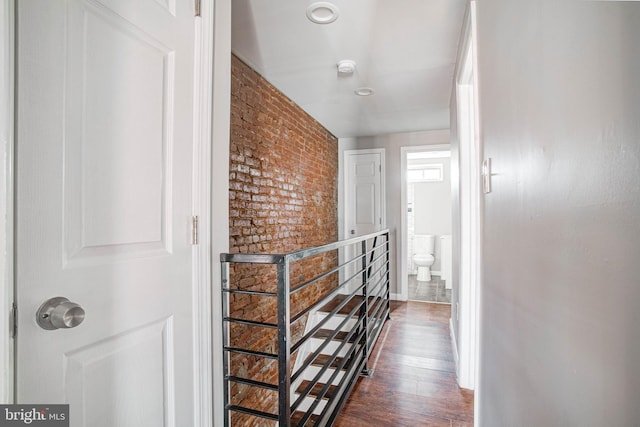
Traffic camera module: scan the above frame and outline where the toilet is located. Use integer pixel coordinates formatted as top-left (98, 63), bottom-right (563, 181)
top-left (413, 234), bottom-right (435, 282)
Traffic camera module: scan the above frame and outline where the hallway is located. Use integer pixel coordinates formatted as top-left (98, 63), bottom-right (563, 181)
top-left (334, 301), bottom-right (473, 426)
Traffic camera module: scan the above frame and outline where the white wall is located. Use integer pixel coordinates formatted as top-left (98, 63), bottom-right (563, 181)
top-left (474, 1), bottom-right (640, 425)
top-left (410, 157), bottom-right (452, 272)
top-left (339, 129), bottom-right (450, 296)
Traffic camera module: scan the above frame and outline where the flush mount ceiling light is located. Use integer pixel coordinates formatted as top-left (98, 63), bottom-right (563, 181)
top-left (306, 2), bottom-right (340, 24)
top-left (355, 87), bottom-right (375, 96)
top-left (337, 60), bottom-right (356, 75)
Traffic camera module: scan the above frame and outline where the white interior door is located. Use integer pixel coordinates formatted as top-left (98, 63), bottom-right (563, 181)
top-left (16, 1), bottom-right (197, 426)
top-left (343, 150), bottom-right (385, 293)
top-left (345, 151), bottom-right (384, 237)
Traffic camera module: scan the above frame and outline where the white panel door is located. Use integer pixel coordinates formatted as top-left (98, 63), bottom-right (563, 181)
top-left (16, 1), bottom-right (197, 426)
top-left (346, 152), bottom-right (383, 237)
top-left (344, 151), bottom-right (384, 293)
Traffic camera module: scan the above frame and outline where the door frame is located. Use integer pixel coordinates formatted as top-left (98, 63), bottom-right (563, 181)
top-left (0, 3), bottom-right (227, 427)
top-left (455, 0), bottom-right (481, 400)
top-left (399, 144), bottom-right (451, 302)
top-left (192, 0), bottom-right (217, 425)
top-left (0, 0), bottom-right (15, 405)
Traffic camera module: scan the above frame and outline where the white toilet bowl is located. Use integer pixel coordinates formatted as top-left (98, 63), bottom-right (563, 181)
top-left (412, 235), bottom-right (436, 282)
top-left (414, 254), bottom-right (435, 281)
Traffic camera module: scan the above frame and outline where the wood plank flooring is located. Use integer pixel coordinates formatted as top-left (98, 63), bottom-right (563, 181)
top-left (333, 301), bottom-right (474, 427)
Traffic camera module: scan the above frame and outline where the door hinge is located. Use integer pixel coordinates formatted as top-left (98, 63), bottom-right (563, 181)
top-left (11, 302), bottom-right (17, 339)
top-left (192, 215), bottom-right (199, 245)
top-left (195, 0), bottom-right (201, 17)
top-left (379, 164), bottom-right (382, 172)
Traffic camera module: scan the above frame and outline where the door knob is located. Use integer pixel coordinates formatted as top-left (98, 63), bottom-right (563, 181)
top-left (350, 229), bottom-right (356, 235)
top-left (36, 297), bottom-right (85, 330)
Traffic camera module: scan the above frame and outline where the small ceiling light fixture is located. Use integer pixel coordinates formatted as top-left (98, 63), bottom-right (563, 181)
top-left (306, 2), bottom-right (340, 24)
top-left (337, 60), bottom-right (356, 75)
top-left (355, 87), bottom-right (375, 97)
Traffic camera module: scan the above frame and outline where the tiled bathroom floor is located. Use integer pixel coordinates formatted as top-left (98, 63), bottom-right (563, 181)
top-left (408, 275), bottom-right (451, 304)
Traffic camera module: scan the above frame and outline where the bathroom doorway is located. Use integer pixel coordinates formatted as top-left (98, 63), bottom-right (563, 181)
top-left (400, 146), bottom-right (452, 303)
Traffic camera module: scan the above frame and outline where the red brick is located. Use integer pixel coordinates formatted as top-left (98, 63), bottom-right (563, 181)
top-left (228, 55), bottom-right (338, 426)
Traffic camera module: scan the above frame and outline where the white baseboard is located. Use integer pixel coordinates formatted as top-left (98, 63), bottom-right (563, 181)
top-left (449, 317), bottom-right (460, 379)
top-left (390, 292), bottom-right (402, 301)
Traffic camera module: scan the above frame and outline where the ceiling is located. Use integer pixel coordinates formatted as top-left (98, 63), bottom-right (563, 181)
top-left (231, 0), bottom-right (466, 139)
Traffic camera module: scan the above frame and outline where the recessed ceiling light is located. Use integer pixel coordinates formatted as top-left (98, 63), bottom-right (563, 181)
top-left (355, 87), bottom-right (375, 97)
top-left (306, 2), bottom-right (340, 24)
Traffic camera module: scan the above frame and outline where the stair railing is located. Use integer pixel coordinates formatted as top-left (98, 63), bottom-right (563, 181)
top-left (220, 229), bottom-right (391, 426)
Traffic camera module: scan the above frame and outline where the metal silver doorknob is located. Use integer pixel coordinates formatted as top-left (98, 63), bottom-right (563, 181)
top-left (36, 297), bottom-right (85, 330)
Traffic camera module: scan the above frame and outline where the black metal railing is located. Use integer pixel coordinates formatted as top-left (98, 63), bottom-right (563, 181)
top-left (220, 229), bottom-right (391, 426)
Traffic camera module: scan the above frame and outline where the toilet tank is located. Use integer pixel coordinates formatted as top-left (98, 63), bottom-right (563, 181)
top-left (413, 235), bottom-right (435, 254)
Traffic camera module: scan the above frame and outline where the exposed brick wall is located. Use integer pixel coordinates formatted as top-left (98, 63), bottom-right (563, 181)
top-left (228, 54), bottom-right (339, 426)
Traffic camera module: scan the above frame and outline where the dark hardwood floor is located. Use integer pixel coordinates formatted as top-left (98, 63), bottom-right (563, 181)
top-left (334, 301), bottom-right (474, 427)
